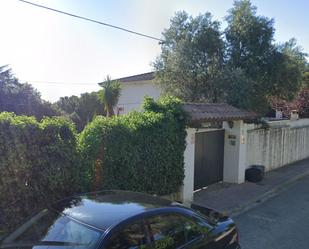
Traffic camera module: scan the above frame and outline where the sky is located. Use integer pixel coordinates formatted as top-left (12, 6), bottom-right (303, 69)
top-left (0, 0), bottom-right (308, 102)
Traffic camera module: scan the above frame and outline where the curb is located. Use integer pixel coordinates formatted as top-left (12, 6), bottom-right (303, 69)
top-left (229, 170), bottom-right (309, 218)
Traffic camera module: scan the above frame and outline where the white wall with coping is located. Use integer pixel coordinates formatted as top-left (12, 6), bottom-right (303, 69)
top-left (246, 118), bottom-right (309, 171)
top-left (181, 128), bottom-right (196, 205)
top-left (223, 120), bottom-right (247, 184)
top-left (267, 118), bottom-right (309, 128)
top-left (182, 118), bottom-right (309, 204)
top-left (117, 80), bottom-right (161, 114)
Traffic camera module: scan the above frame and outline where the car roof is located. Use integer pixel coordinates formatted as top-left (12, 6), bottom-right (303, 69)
top-left (50, 190), bottom-right (176, 231)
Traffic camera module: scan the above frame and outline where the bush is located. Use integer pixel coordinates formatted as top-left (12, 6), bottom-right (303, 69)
top-left (269, 87), bottom-right (309, 118)
top-left (0, 113), bottom-right (81, 235)
top-left (78, 96), bottom-right (187, 195)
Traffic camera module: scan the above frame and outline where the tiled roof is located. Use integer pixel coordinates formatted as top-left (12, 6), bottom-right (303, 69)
top-left (182, 103), bottom-right (257, 124)
top-left (116, 72), bottom-right (155, 83)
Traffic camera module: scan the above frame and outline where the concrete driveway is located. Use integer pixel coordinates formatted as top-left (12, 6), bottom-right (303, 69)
top-left (235, 175), bottom-right (309, 249)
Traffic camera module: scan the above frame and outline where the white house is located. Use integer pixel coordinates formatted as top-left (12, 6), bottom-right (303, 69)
top-left (115, 72), bottom-right (160, 115)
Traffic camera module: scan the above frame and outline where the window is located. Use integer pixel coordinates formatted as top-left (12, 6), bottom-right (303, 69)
top-left (2, 209), bottom-right (102, 249)
top-left (106, 222), bottom-right (147, 249)
top-left (144, 214), bottom-right (203, 249)
top-left (106, 214), bottom-right (206, 249)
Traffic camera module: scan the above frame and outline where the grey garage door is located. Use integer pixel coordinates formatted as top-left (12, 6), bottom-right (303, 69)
top-left (194, 130), bottom-right (225, 190)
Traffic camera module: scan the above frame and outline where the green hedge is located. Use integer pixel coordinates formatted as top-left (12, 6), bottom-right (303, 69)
top-left (0, 97), bottom-right (187, 236)
top-left (78, 96), bottom-right (187, 195)
top-left (0, 113), bottom-right (81, 235)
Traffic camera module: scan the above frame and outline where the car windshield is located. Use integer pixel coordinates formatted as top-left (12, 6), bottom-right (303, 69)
top-left (0, 209), bottom-right (102, 249)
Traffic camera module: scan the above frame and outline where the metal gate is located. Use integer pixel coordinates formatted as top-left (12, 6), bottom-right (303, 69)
top-left (194, 130), bottom-right (224, 190)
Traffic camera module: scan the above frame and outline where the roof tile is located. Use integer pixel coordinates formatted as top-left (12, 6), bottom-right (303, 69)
top-left (183, 103), bottom-right (256, 124)
top-left (117, 72), bottom-right (154, 83)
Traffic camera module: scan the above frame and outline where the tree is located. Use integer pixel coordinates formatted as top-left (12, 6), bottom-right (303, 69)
top-left (302, 66), bottom-right (309, 87)
top-left (296, 88), bottom-right (309, 118)
top-left (225, 0), bottom-right (274, 77)
top-left (224, 0), bottom-right (275, 113)
top-left (270, 39), bottom-right (308, 99)
top-left (54, 92), bottom-right (105, 131)
top-left (154, 2), bottom-right (307, 115)
top-left (98, 76), bottom-right (121, 117)
top-left (0, 66), bottom-right (58, 119)
top-left (221, 68), bottom-right (256, 110)
top-left (269, 87), bottom-right (309, 118)
top-left (153, 11), bottom-right (225, 102)
top-left (0, 65), bottom-right (9, 75)
top-left (55, 95), bottom-right (79, 115)
top-left (225, 0), bottom-right (307, 113)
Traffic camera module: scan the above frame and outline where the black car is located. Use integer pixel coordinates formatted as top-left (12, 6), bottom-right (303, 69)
top-left (0, 190), bottom-right (240, 249)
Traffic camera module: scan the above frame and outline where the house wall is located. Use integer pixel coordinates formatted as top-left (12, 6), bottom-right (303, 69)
top-left (182, 128), bottom-right (196, 205)
top-left (246, 119), bottom-right (309, 171)
top-left (117, 80), bottom-right (161, 114)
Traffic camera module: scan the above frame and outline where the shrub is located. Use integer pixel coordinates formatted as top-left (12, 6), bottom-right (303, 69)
top-left (78, 96), bottom-right (187, 195)
top-left (269, 87), bottom-right (309, 118)
top-left (0, 113), bottom-right (81, 235)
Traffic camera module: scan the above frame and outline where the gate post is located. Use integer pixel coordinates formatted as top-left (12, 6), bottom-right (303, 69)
top-left (181, 128), bottom-right (196, 205)
top-left (223, 120), bottom-right (247, 184)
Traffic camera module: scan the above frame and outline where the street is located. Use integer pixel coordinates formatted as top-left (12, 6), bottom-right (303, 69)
top-left (235, 175), bottom-right (309, 249)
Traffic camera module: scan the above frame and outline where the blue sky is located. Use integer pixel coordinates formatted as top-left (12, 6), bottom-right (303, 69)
top-left (0, 0), bottom-right (308, 102)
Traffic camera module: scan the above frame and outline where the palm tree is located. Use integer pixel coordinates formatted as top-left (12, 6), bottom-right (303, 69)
top-left (98, 75), bottom-right (122, 117)
top-left (0, 65), bottom-right (10, 81)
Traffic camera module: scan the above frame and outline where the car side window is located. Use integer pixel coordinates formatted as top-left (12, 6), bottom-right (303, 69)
top-left (106, 222), bottom-right (147, 249)
top-left (144, 213), bottom-right (203, 249)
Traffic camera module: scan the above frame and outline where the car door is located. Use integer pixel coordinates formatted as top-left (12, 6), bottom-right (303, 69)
top-left (104, 220), bottom-right (148, 249)
top-left (143, 213), bottom-right (213, 249)
top-left (103, 212), bottom-right (213, 249)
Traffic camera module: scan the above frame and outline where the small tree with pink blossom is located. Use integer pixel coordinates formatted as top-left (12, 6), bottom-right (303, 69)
top-left (269, 88), bottom-right (309, 118)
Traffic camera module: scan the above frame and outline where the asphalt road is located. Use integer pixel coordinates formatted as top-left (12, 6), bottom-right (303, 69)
top-left (235, 175), bottom-right (309, 249)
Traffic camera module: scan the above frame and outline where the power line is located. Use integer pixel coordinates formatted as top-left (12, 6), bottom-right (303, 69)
top-left (26, 80), bottom-right (98, 86)
top-left (17, 0), bottom-right (164, 42)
